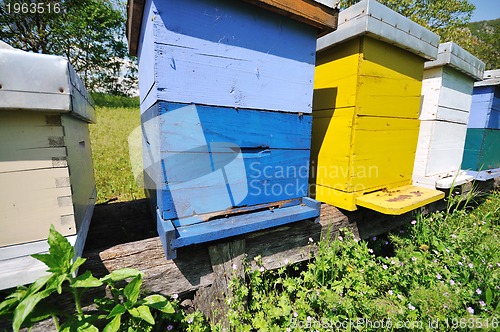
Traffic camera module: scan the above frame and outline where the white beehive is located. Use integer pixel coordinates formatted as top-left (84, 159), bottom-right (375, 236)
top-left (413, 42), bottom-right (485, 189)
top-left (0, 46), bottom-right (96, 289)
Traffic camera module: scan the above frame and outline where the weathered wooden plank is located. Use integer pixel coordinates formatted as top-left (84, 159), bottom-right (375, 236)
top-left (240, 0), bottom-right (338, 32)
top-left (126, 0), bottom-right (145, 56)
top-left (61, 115), bottom-right (96, 231)
top-left (0, 167), bottom-right (75, 247)
top-left (413, 120), bottom-right (468, 187)
top-left (136, 0), bottom-right (155, 106)
top-left (355, 185), bottom-right (444, 215)
top-left (142, 102), bottom-right (313, 151)
top-left (468, 86), bottom-right (496, 129)
top-left (170, 198), bottom-right (320, 249)
top-left (193, 240), bottom-right (245, 326)
top-left (127, 0), bottom-right (338, 56)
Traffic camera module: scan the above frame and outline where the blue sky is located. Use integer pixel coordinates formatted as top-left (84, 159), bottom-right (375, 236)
top-left (469, 0), bottom-right (500, 22)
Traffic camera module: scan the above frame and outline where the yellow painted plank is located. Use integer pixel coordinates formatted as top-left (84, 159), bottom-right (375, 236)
top-left (314, 38), bottom-right (361, 110)
top-left (355, 37), bottom-right (425, 118)
top-left (356, 185), bottom-right (445, 215)
top-left (356, 80), bottom-right (422, 118)
top-left (360, 37), bottom-right (425, 81)
top-left (315, 184), bottom-right (358, 211)
top-left (349, 116), bottom-right (419, 190)
top-left (311, 108), bottom-right (354, 191)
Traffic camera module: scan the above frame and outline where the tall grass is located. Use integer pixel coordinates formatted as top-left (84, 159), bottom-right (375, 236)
top-left (89, 103), bottom-right (145, 203)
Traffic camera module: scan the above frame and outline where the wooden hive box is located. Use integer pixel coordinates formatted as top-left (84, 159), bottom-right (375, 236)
top-left (462, 69), bottom-right (500, 180)
top-left (413, 42), bottom-right (485, 189)
top-left (311, 0), bottom-right (444, 215)
top-left (126, 0), bottom-right (338, 259)
top-left (0, 47), bottom-right (96, 289)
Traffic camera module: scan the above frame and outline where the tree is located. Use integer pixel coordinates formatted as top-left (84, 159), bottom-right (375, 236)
top-left (467, 19), bottom-right (500, 70)
top-left (0, 0), bottom-right (137, 96)
top-left (340, 0), bottom-right (475, 42)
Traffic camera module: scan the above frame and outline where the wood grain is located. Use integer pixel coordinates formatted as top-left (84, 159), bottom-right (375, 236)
top-left (127, 0), bottom-right (338, 56)
top-left (240, 0), bottom-right (338, 32)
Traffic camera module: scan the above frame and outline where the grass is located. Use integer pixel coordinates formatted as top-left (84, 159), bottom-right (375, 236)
top-left (89, 105), bottom-right (145, 203)
top-left (225, 190), bottom-right (500, 331)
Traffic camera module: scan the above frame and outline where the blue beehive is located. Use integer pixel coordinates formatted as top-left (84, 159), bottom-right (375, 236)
top-left (462, 69), bottom-right (500, 180)
top-left (126, 0), bottom-right (337, 258)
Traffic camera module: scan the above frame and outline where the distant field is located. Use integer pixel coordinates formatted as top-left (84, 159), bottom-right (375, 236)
top-left (89, 104), bottom-right (145, 204)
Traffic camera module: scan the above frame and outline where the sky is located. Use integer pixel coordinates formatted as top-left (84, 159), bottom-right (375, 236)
top-left (469, 0), bottom-right (500, 22)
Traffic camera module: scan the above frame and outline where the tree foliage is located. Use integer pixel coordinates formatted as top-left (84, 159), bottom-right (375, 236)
top-left (340, 0), bottom-right (475, 41)
top-left (0, 0), bottom-right (137, 95)
top-left (467, 19), bottom-right (500, 70)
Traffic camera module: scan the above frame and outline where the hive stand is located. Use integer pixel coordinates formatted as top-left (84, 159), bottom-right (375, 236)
top-left (311, 0), bottom-right (444, 215)
top-left (462, 69), bottom-right (500, 181)
top-left (126, 0), bottom-right (338, 259)
top-left (413, 42), bottom-right (485, 190)
top-left (0, 47), bottom-right (96, 289)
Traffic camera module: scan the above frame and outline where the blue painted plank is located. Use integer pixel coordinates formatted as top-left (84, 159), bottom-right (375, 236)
top-left (465, 168), bottom-right (500, 181)
top-left (171, 198), bottom-right (320, 249)
top-left (138, 0), bottom-right (317, 113)
top-left (172, 198), bottom-right (302, 228)
top-left (469, 86), bottom-right (495, 129)
top-left (155, 208), bottom-right (177, 259)
top-left (146, 147), bottom-right (311, 220)
top-left (141, 102), bottom-right (313, 151)
top-left (137, 0), bottom-right (155, 108)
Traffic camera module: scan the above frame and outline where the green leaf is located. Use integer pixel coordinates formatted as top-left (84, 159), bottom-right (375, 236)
top-left (128, 305), bottom-right (154, 325)
top-left (71, 271), bottom-right (103, 288)
top-left (60, 317), bottom-right (99, 332)
top-left (27, 274), bottom-right (52, 295)
top-left (45, 273), bottom-right (67, 294)
top-left (103, 314), bottom-right (121, 332)
top-left (12, 289), bottom-right (51, 332)
top-left (142, 295), bottom-right (175, 314)
top-left (123, 275), bottom-right (142, 304)
top-left (70, 257), bottom-right (88, 275)
top-left (31, 253), bottom-right (60, 272)
top-left (107, 304), bottom-right (126, 319)
top-left (100, 268), bottom-right (142, 283)
top-left (142, 294), bottom-right (167, 305)
top-left (47, 225), bottom-right (74, 273)
top-left (0, 297), bottom-right (18, 316)
top-left (486, 288), bottom-right (493, 306)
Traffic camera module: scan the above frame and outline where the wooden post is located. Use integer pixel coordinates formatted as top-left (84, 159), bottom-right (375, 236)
top-left (193, 240), bottom-right (246, 326)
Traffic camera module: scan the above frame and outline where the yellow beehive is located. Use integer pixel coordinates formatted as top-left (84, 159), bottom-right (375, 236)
top-left (311, 0), bottom-right (445, 214)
